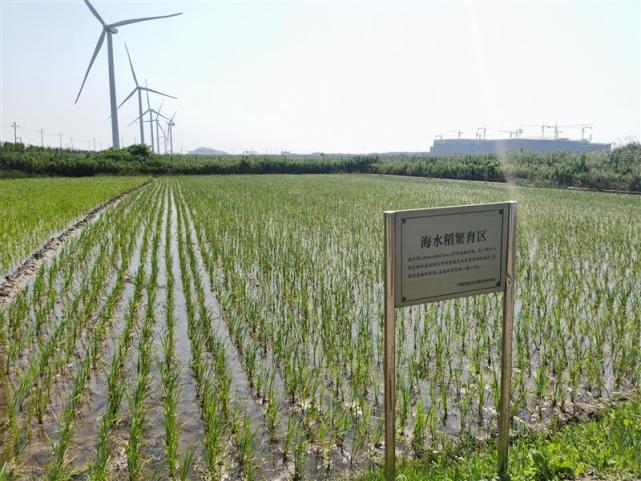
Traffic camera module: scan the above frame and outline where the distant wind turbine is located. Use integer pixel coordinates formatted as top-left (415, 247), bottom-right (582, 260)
top-left (129, 98), bottom-right (171, 154)
top-left (75, 0), bottom-right (182, 149)
top-left (158, 122), bottom-right (168, 154)
top-left (118, 44), bottom-right (176, 146)
top-left (167, 112), bottom-right (177, 154)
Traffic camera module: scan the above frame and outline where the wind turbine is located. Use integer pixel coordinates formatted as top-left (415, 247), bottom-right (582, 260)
top-left (158, 122), bottom-right (168, 154)
top-left (167, 112), bottom-right (176, 154)
top-left (118, 44), bottom-right (176, 146)
top-left (75, 0), bottom-right (182, 149)
top-left (129, 98), bottom-right (171, 154)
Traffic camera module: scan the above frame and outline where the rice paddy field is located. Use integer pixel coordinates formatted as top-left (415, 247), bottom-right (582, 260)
top-left (0, 176), bottom-right (148, 278)
top-left (0, 174), bottom-right (640, 481)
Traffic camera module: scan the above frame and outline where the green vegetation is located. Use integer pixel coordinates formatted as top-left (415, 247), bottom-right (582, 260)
top-left (362, 399), bottom-right (641, 481)
top-left (1, 142), bottom-right (640, 191)
top-left (0, 175), bottom-right (148, 277)
top-left (0, 174), bottom-right (639, 480)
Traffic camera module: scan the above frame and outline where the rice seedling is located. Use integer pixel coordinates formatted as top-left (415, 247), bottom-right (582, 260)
top-left (0, 176), bottom-right (147, 276)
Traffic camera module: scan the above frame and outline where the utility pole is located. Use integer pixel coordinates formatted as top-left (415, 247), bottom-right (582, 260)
top-left (59, 133), bottom-right (63, 150)
top-left (40, 128), bottom-right (45, 148)
top-left (11, 121), bottom-right (19, 144)
top-left (93, 137), bottom-right (96, 151)
top-left (70, 137), bottom-right (74, 151)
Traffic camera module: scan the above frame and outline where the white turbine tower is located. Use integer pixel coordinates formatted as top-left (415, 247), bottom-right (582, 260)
top-left (75, 0), bottom-right (182, 149)
top-left (118, 44), bottom-right (176, 147)
top-left (167, 112), bottom-right (177, 155)
top-left (158, 122), bottom-right (168, 154)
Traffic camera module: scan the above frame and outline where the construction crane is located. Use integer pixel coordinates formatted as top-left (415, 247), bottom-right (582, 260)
top-left (543, 123), bottom-right (562, 140)
top-left (497, 128), bottom-right (524, 139)
top-left (522, 124), bottom-right (547, 139)
top-left (557, 124), bottom-right (593, 141)
top-left (476, 126), bottom-right (487, 140)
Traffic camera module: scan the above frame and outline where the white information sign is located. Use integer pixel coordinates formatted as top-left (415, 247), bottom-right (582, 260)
top-left (383, 201), bottom-right (517, 481)
top-left (392, 202), bottom-right (510, 307)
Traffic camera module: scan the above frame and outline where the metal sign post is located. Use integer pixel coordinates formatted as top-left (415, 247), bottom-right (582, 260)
top-left (383, 201), bottom-right (517, 481)
top-left (384, 212), bottom-right (397, 481)
top-left (497, 202), bottom-right (517, 479)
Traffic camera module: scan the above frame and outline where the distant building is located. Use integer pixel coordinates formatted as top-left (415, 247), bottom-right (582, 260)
top-left (429, 138), bottom-right (611, 156)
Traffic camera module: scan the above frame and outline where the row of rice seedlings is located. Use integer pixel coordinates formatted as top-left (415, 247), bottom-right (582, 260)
top-left (174, 186), bottom-right (301, 477)
top-left (174, 187), bottom-right (263, 480)
top-left (2, 183), bottom-right (152, 389)
top-left (39, 187), bottom-right (158, 481)
top-left (174, 192), bottom-right (223, 477)
top-left (228, 221), bottom-right (378, 466)
top-left (159, 186), bottom-right (194, 481)
top-left (4, 228), bottom-right (120, 460)
top-left (5, 186), bottom-right (150, 423)
top-left (174, 188), bottom-right (228, 479)
top-left (2, 195), bottom-right (122, 375)
top-left (181, 182), bottom-right (359, 473)
top-left (125, 186), bottom-right (164, 480)
top-left (43, 235), bottom-right (133, 480)
top-left (86, 186), bottom-right (160, 481)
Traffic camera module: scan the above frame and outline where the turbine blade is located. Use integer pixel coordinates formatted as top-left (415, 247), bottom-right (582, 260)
top-left (140, 87), bottom-right (177, 99)
top-left (128, 110), bottom-right (150, 127)
top-left (118, 88), bottom-right (137, 109)
top-left (75, 30), bottom-right (106, 103)
top-left (124, 43), bottom-right (138, 86)
top-left (170, 111), bottom-right (177, 122)
top-left (83, 0), bottom-right (106, 25)
top-left (155, 111), bottom-right (172, 121)
top-left (145, 80), bottom-right (151, 110)
top-left (110, 12), bottom-right (182, 28)
top-left (157, 99), bottom-right (165, 114)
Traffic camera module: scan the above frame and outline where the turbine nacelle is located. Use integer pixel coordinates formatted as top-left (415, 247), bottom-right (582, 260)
top-left (108, 26), bottom-right (119, 34)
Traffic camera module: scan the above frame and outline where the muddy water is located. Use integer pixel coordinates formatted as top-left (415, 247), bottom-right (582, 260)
top-left (67, 215), bottom-right (150, 478)
top-left (165, 188), bottom-right (207, 473)
top-left (175, 186), bottom-right (296, 480)
top-left (104, 187), bottom-right (164, 478)
top-left (11, 192), bottom-right (151, 479)
top-left (176, 186), bottom-right (365, 480)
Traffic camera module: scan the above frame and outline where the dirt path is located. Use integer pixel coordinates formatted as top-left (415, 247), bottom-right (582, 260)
top-left (0, 179), bottom-right (153, 304)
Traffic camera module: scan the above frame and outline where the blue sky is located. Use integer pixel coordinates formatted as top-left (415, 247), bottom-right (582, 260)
top-left (1, 0), bottom-right (639, 153)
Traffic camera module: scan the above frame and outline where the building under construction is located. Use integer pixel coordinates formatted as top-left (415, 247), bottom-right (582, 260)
top-left (429, 138), bottom-right (611, 156)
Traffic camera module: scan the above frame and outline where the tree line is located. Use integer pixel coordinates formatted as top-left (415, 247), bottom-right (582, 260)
top-left (1, 141), bottom-right (640, 192)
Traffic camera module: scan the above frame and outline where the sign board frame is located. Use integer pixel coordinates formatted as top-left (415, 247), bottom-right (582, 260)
top-left (383, 201), bottom-right (517, 481)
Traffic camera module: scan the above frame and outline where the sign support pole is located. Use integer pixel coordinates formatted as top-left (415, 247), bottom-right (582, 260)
top-left (384, 211), bottom-right (396, 481)
top-left (497, 201), bottom-right (517, 479)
